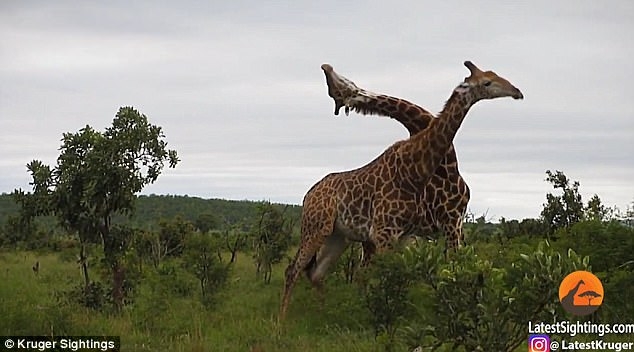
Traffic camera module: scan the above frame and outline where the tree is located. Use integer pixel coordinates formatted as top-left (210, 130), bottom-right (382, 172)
top-left (194, 212), bottom-right (219, 233)
top-left (251, 202), bottom-right (293, 284)
top-left (541, 170), bottom-right (584, 233)
top-left (223, 224), bottom-right (247, 264)
top-left (624, 199), bottom-right (634, 227)
top-left (518, 218), bottom-right (549, 237)
top-left (158, 215), bottom-right (195, 258)
top-left (13, 106), bottom-right (178, 310)
top-left (1, 214), bottom-right (38, 249)
top-left (585, 194), bottom-right (612, 222)
top-left (182, 232), bottom-right (229, 307)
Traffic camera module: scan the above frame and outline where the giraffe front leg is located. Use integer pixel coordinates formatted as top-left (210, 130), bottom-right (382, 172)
top-left (440, 208), bottom-right (465, 256)
top-left (363, 225), bottom-right (405, 265)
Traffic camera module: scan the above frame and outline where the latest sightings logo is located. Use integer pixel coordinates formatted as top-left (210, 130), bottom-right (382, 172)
top-left (528, 334), bottom-right (550, 352)
top-left (558, 270), bottom-right (604, 316)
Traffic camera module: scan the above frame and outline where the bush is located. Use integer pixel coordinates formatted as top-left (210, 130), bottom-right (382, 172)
top-left (357, 248), bottom-right (421, 351)
top-left (182, 232), bottom-right (230, 307)
top-left (131, 264), bottom-right (203, 335)
top-left (151, 261), bottom-right (196, 297)
top-left (58, 281), bottom-right (109, 310)
top-left (410, 241), bottom-right (588, 351)
top-left (357, 241), bottom-right (589, 352)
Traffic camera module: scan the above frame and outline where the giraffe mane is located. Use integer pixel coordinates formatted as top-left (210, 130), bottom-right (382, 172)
top-left (437, 89), bottom-right (463, 119)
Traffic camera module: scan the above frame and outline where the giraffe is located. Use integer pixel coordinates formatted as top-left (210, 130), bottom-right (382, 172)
top-left (280, 61), bottom-right (523, 319)
top-left (321, 64), bottom-right (470, 264)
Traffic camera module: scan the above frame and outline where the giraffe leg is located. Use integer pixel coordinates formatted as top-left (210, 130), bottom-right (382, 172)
top-left (362, 226), bottom-right (403, 266)
top-left (280, 240), bottom-right (323, 320)
top-left (280, 204), bottom-right (337, 320)
top-left (305, 231), bottom-right (350, 309)
top-left (441, 209), bottom-right (464, 254)
top-left (308, 230), bottom-right (350, 285)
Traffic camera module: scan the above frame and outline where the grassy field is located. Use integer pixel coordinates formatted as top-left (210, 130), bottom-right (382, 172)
top-left (4, 249), bottom-right (630, 352)
top-left (0, 250), bottom-right (377, 352)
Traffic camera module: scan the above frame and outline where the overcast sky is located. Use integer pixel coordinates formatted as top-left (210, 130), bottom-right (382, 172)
top-left (1, 1), bottom-right (632, 220)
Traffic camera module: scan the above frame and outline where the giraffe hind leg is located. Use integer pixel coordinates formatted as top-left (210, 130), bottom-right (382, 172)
top-left (308, 230), bottom-right (350, 285)
top-left (281, 247), bottom-right (318, 320)
top-left (280, 214), bottom-right (336, 320)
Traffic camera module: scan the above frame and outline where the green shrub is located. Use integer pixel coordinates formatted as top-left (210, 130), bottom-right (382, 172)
top-left (58, 281), bottom-right (109, 310)
top-left (152, 261), bottom-right (196, 297)
top-left (357, 248), bottom-right (420, 351)
top-left (182, 232), bottom-right (230, 307)
top-left (400, 241), bottom-right (588, 352)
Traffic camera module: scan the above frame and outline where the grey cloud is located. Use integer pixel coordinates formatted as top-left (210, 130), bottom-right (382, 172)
top-left (1, 0), bottom-right (633, 220)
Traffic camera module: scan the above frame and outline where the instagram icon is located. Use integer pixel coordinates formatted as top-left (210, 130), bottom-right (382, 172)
top-left (528, 334), bottom-right (550, 352)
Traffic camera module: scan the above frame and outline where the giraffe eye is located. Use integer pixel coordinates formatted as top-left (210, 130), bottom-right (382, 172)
top-left (484, 81), bottom-right (492, 87)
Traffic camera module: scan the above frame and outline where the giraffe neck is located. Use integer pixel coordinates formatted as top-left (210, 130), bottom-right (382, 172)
top-left (353, 95), bottom-right (434, 135)
top-left (397, 87), bottom-right (475, 182)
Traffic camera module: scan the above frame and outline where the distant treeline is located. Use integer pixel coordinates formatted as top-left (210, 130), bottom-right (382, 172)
top-left (0, 193), bottom-right (302, 231)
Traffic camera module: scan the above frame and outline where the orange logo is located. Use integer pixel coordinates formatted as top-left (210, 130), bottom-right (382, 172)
top-left (559, 270), bottom-right (604, 316)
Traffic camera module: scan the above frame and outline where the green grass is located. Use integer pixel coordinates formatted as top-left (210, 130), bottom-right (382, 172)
top-left (0, 251), bottom-right (376, 352)
top-left (5, 250), bottom-right (629, 352)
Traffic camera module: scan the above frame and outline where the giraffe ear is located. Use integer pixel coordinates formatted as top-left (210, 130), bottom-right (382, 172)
top-left (464, 61), bottom-right (482, 77)
top-left (455, 81), bottom-right (470, 93)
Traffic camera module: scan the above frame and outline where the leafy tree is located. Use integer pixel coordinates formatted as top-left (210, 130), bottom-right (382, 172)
top-left (182, 232), bottom-right (229, 307)
top-left (222, 224), bottom-right (247, 264)
top-left (499, 217), bottom-right (521, 239)
top-left (130, 229), bottom-right (153, 272)
top-left (194, 212), bottom-right (220, 233)
top-left (554, 220), bottom-right (634, 274)
top-left (497, 217), bottom-right (550, 240)
top-left (585, 194), bottom-right (612, 222)
top-left (602, 268), bottom-right (634, 323)
top-left (251, 202), bottom-right (293, 284)
top-left (132, 216), bottom-right (194, 270)
top-left (1, 214), bottom-right (38, 249)
top-left (158, 215), bottom-right (195, 258)
top-left (619, 199), bottom-right (634, 227)
top-left (518, 218), bottom-right (549, 237)
top-left (541, 170), bottom-right (584, 233)
top-left (13, 107), bottom-right (178, 310)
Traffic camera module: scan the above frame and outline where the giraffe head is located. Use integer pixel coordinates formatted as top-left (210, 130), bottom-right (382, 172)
top-left (455, 61), bottom-right (523, 101)
top-left (321, 63), bottom-right (366, 115)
